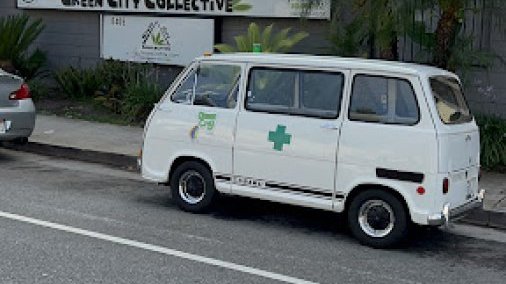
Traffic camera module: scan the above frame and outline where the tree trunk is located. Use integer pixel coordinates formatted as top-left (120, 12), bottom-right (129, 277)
top-left (379, 32), bottom-right (399, 60)
top-left (432, 6), bottom-right (462, 70)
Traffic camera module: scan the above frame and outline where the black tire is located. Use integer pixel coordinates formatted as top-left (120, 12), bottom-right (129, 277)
top-left (13, 137), bottom-right (28, 145)
top-left (170, 161), bottom-right (216, 213)
top-left (347, 189), bottom-right (409, 248)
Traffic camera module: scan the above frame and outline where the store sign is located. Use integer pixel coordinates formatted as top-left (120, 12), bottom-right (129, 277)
top-left (17, 0), bottom-right (331, 19)
top-left (101, 16), bottom-right (214, 65)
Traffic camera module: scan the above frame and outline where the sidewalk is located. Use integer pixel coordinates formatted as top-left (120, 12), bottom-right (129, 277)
top-left (2, 114), bottom-right (506, 230)
top-left (31, 114), bottom-right (143, 157)
top-left (4, 114), bottom-right (142, 170)
top-left (464, 172), bottom-right (506, 229)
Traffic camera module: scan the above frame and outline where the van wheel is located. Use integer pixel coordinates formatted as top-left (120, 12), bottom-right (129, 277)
top-left (347, 189), bottom-right (408, 248)
top-left (170, 161), bottom-right (216, 213)
top-left (13, 137), bottom-right (28, 145)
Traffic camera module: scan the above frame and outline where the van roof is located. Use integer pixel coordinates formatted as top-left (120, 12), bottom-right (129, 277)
top-left (197, 53), bottom-right (455, 78)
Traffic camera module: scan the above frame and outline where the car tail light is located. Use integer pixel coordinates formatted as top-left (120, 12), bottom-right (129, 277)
top-left (443, 178), bottom-right (449, 194)
top-left (9, 83), bottom-right (31, 100)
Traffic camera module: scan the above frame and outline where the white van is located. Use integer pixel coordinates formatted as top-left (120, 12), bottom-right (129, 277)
top-left (140, 54), bottom-right (484, 248)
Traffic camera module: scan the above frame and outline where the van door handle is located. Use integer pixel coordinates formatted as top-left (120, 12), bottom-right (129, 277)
top-left (320, 122), bottom-right (339, 130)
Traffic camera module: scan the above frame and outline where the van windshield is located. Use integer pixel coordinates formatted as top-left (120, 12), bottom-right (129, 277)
top-left (430, 76), bottom-right (472, 124)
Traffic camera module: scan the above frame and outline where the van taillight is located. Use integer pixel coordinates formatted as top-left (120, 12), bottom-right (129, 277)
top-left (9, 83), bottom-right (31, 100)
top-left (443, 178), bottom-right (449, 194)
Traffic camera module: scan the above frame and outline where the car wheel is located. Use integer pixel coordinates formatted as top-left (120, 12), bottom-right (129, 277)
top-left (347, 189), bottom-right (408, 248)
top-left (170, 161), bottom-right (216, 213)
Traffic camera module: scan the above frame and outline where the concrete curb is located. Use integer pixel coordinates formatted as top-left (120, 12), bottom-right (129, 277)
top-left (1, 142), bottom-right (138, 172)
top-left (2, 141), bottom-right (506, 231)
top-left (459, 208), bottom-right (506, 230)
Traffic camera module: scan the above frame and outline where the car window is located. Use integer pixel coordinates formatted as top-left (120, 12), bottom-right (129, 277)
top-left (430, 76), bottom-right (472, 124)
top-left (246, 67), bottom-right (343, 118)
top-left (395, 80), bottom-right (419, 120)
top-left (300, 71), bottom-right (343, 118)
top-left (171, 63), bottom-right (241, 109)
top-left (171, 69), bottom-right (196, 105)
top-left (246, 68), bottom-right (296, 112)
top-left (349, 75), bottom-right (419, 125)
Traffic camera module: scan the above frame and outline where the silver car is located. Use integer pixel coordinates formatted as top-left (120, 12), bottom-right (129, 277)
top-left (0, 69), bottom-right (36, 144)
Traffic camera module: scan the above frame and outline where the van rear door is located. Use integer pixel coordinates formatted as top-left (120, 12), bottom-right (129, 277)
top-left (431, 76), bottom-right (480, 207)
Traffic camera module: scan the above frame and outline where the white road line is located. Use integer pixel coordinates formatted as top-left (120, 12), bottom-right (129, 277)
top-left (0, 210), bottom-right (318, 284)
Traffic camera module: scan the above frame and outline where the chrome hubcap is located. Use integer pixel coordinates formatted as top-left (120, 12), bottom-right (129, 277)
top-left (358, 200), bottom-right (395, 238)
top-left (178, 171), bottom-right (206, 204)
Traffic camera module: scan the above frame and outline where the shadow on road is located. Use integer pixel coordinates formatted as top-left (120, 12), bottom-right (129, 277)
top-left (212, 195), bottom-right (505, 268)
top-left (139, 191), bottom-right (506, 264)
top-left (211, 195), bottom-right (347, 235)
top-left (0, 147), bottom-right (16, 163)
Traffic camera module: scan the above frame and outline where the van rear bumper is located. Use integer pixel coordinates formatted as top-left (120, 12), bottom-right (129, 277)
top-left (427, 189), bottom-right (485, 226)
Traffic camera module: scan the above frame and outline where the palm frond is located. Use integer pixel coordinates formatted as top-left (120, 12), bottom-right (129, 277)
top-left (214, 23), bottom-right (308, 53)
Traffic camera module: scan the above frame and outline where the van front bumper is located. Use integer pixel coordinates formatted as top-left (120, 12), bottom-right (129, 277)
top-left (427, 189), bottom-right (485, 226)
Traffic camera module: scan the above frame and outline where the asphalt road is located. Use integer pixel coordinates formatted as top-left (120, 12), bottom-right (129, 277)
top-left (0, 148), bottom-right (505, 284)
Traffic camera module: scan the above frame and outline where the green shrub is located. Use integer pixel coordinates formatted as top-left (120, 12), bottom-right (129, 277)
top-left (54, 60), bottom-right (162, 122)
top-left (92, 60), bottom-right (155, 115)
top-left (0, 14), bottom-right (46, 79)
top-left (27, 78), bottom-right (52, 101)
top-left (15, 49), bottom-right (48, 79)
top-left (476, 115), bottom-right (506, 170)
top-left (54, 60), bottom-right (154, 100)
top-left (121, 79), bottom-right (163, 123)
top-left (54, 67), bottom-right (100, 100)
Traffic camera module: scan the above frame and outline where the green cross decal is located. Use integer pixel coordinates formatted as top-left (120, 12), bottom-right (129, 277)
top-left (268, 125), bottom-right (292, 151)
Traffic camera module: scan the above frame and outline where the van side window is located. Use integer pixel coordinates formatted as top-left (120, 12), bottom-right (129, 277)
top-left (349, 75), bottom-right (419, 125)
top-left (247, 68), bottom-right (296, 111)
top-left (300, 71), bottom-right (342, 118)
top-left (246, 67), bottom-right (343, 119)
top-left (171, 64), bottom-right (241, 109)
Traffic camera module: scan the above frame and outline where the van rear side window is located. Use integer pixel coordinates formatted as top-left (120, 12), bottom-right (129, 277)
top-left (349, 75), bottom-right (419, 125)
top-left (246, 68), bottom-right (344, 119)
top-left (430, 76), bottom-right (472, 124)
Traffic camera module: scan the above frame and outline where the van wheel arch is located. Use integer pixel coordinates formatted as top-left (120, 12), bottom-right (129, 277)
top-left (169, 160), bottom-right (217, 213)
top-left (345, 184), bottom-right (412, 248)
top-left (168, 156), bottom-right (213, 184)
top-left (345, 184), bottom-right (411, 221)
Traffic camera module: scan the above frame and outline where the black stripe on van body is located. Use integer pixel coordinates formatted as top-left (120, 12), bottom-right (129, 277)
top-left (264, 182), bottom-right (337, 198)
top-left (215, 173), bottom-right (344, 199)
top-left (376, 168), bottom-right (424, 183)
top-left (215, 174), bottom-right (232, 181)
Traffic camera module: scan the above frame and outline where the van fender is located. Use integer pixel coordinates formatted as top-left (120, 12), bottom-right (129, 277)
top-left (165, 150), bottom-right (217, 183)
top-left (337, 178), bottom-right (421, 223)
